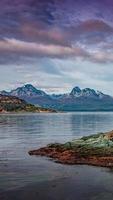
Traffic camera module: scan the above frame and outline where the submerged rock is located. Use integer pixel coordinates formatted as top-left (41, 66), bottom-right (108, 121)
top-left (29, 130), bottom-right (113, 167)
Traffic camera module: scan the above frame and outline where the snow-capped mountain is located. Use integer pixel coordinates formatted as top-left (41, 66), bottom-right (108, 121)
top-left (70, 86), bottom-right (82, 97)
top-left (10, 84), bottom-right (47, 97)
top-left (0, 84), bottom-right (53, 106)
top-left (1, 84), bottom-right (113, 111)
top-left (70, 87), bottom-right (108, 99)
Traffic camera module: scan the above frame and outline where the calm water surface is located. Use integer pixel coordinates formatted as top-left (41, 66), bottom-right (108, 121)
top-left (1, 112), bottom-right (113, 199)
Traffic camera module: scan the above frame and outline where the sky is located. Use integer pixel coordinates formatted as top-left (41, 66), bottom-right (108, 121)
top-left (1, 0), bottom-right (113, 94)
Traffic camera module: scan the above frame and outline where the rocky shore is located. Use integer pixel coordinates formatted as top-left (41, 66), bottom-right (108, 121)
top-left (29, 130), bottom-right (113, 167)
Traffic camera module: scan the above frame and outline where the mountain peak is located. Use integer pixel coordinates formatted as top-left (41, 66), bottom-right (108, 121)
top-left (23, 84), bottom-right (38, 92)
top-left (24, 84), bottom-right (35, 89)
top-left (82, 88), bottom-right (98, 97)
top-left (70, 86), bottom-right (81, 96)
top-left (70, 86), bottom-right (100, 98)
top-left (9, 84), bottom-right (47, 97)
top-left (73, 86), bottom-right (81, 91)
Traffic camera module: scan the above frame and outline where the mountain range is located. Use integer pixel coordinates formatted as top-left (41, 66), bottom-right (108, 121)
top-left (1, 84), bottom-right (113, 111)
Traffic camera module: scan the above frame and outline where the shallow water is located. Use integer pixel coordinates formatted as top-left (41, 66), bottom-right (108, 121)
top-left (1, 112), bottom-right (113, 199)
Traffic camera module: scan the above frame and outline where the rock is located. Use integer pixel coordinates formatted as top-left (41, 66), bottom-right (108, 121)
top-left (28, 131), bottom-right (113, 168)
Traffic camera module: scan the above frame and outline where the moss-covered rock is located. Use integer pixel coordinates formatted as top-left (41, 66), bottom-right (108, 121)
top-left (29, 130), bottom-right (113, 167)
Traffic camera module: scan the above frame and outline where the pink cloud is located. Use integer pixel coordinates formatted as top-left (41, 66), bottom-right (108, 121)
top-left (0, 38), bottom-right (88, 58)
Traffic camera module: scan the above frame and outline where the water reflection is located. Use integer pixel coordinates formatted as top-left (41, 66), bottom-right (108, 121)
top-left (70, 112), bottom-right (113, 138)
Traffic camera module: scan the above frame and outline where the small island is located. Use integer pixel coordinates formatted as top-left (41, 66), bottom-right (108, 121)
top-left (29, 130), bottom-right (113, 168)
top-left (0, 94), bottom-right (56, 113)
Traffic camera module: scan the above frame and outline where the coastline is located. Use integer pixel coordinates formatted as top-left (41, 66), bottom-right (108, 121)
top-left (0, 109), bottom-right (57, 114)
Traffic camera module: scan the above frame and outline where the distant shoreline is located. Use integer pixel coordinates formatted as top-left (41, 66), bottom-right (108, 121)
top-left (1, 110), bottom-right (113, 115)
top-left (0, 110), bottom-right (57, 114)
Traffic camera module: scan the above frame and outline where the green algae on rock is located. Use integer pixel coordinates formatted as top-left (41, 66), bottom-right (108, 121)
top-left (29, 130), bottom-right (113, 167)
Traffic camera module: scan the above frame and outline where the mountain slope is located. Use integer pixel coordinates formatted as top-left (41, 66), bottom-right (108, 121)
top-left (0, 95), bottom-right (55, 113)
top-left (0, 84), bottom-right (54, 106)
top-left (10, 84), bottom-right (46, 97)
top-left (1, 84), bottom-right (113, 111)
top-left (54, 87), bottom-right (113, 111)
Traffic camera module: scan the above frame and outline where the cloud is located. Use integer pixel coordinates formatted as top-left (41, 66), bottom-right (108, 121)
top-left (0, 36), bottom-right (113, 64)
top-left (89, 50), bottom-right (113, 63)
top-left (68, 20), bottom-right (113, 45)
top-left (1, 56), bottom-right (113, 95)
top-left (74, 20), bottom-right (113, 33)
top-left (0, 38), bottom-right (88, 59)
top-left (20, 19), bottom-right (113, 47)
top-left (21, 22), bottom-right (70, 46)
top-left (1, 0), bottom-right (113, 94)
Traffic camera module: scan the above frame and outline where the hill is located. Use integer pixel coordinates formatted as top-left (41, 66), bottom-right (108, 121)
top-left (0, 95), bottom-right (56, 113)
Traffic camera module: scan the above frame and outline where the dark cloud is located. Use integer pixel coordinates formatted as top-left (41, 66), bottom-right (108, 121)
top-left (0, 0), bottom-right (113, 48)
top-left (1, 0), bottom-right (113, 93)
top-left (0, 38), bottom-right (89, 62)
